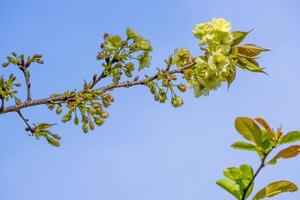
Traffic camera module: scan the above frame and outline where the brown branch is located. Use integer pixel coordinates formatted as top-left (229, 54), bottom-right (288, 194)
top-left (0, 62), bottom-right (195, 115)
top-left (21, 67), bottom-right (32, 101)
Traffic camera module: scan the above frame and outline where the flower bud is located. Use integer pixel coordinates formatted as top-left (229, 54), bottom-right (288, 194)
top-left (82, 123), bottom-right (89, 133)
top-left (177, 84), bottom-right (187, 92)
top-left (94, 117), bottom-right (104, 126)
top-left (56, 106), bottom-right (62, 114)
top-left (171, 96), bottom-right (184, 108)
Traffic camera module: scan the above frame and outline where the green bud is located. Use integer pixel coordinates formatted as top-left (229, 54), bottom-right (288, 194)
top-left (82, 123), bottom-right (89, 133)
top-left (82, 114), bottom-right (89, 123)
top-left (94, 117), bottom-right (104, 126)
top-left (171, 96), bottom-right (184, 108)
top-left (154, 93), bottom-right (160, 101)
top-left (125, 70), bottom-right (132, 78)
top-left (177, 84), bottom-right (187, 92)
top-left (125, 62), bottom-right (134, 71)
top-left (74, 115), bottom-right (79, 125)
top-left (2, 62), bottom-right (9, 68)
top-left (159, 95), bottom-right (167, 103)
top-left (159, 89), bottom-right (166, 96)
top-left (56, 106), bottom-right (62, 114)
top-left (89, 121), bottom-right (95, 131)
top-left (150, 85), bottom-right (156, 94)
top-left (48, 104), bottom-right (55, 110)
top-left (61, 114), bottom-right (71, 123)
top-left (101, 111), bottom-right (109, 119)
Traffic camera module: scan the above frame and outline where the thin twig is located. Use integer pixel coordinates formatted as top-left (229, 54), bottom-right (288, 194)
top-left (241, 146), bottom-right (276, 200)
top-left (0, 62), bottom-right (195, 115)
top-left (20, 67), bottom-right (31, 101)
top-left (17, 110), bottom-right (34, 134)
top-left (90, 71), bottom-right (107, 89)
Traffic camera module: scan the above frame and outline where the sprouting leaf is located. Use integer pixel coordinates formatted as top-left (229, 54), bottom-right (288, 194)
top-left (46, 137), bottom-right (60, 147)
top-left (252, 180), bottom-right (298, 200)
top-left (238, 44), bottom-right (269, 57)
top-left (231, 31), bottom-right (250, 46)
top-left (255, 118), bottom-right (274, 140)
top-left (37, 123), bottom-right (56, 130)
top-left (235, 117), bottom-right (262, 146)
top-left (231, 141), bottom-right (257, 151)
top-left (269, 145), bottom-right (300, 164)
top-left (279, 131), bottom-right (300, 145)
top-left (216, 179), bottom-right (241, 200)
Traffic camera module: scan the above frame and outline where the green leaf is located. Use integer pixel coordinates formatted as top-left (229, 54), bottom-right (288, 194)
top-left (2, 62), bottom-right (9, 68)
top-left (46, 137), bottom-right (60, 147)
top-left (37, 123), bottom-right (56, 130)
top-left (239, 164), bottom-right (253, 179)
top-left (232, 31), bottom-right (250, 46)
top-left (238, 44), bottom-right (269, 57)
top-left (216, 179), bottom-right (241, 200)
top-left (227, 67), bottom-right (236, 88)
top-left (235, 117), bottom-right (262, 146)
top-left (237, 57), bottom-right (265, 73)
top-left (279, 131), bottom-right (300, 145)
top-left (252, 180), bottom-right (298, 200)
top-left (231, 141), bottom-right (257, 151)
top-left (223, 167), bottom-right (241, 181)
top-left (255, 118), bottom-right (274, 140)
top-left (269, 145), bottom-right (300, 164)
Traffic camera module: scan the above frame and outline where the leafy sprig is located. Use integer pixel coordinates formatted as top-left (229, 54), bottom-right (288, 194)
top-left (217, 117), bottom-right (300, 200)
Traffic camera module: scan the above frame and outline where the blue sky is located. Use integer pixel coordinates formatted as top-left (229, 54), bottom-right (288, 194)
top-left (1, 0), bottom-right (300, 199)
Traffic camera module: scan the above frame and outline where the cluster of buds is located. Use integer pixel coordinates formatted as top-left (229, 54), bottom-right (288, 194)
top-left (145, 70), bottom-right (187, 108)
top-left (0, 74), bottom-right (21, 102)
top-left (48, 88), bottom-right (112, 134)
top-left (2, 52), bottom-right (44, 69)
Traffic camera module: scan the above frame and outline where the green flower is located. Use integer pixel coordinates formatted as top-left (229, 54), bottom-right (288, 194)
top-left (212, 18), bottom-right (231, 32)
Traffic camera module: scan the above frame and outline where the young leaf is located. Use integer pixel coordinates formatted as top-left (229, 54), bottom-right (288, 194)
top-left (37, 123), bottom-right (56, 130)
top-left (238, 44), bottom-right (269, 57)
top-left (279, 131), bottom-right (300, 145)
top-left (255, 118), bottom-right (274, 140)
top-left (46, 137), bottom-right (60, 147)
top-left (235, 117), bottom-right (262, 146)
top-left (252, 180), bottom-right (298, 200)
top-left (231, 141), bottom-right (257, 151)
top-left (237, 57), bottom-right (265, 73)
top-left (269, 145), bottom-right (300, 164)
top-left (231, 31), bottom-right (250, 46)
top-left (216, 179), bottom-right (241, 200)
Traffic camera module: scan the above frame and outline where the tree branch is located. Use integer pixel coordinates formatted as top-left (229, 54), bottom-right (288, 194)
top-left (0, 62), bottom-right (195, 115)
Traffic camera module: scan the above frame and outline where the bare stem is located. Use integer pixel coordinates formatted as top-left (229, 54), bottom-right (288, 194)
top-left (0, 62), bottom-right (195, 115)
top-left (20, 67), bottom-right (32, 101)
top-left (17, 110), bottom-right (34, 134)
